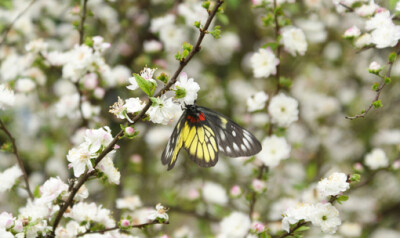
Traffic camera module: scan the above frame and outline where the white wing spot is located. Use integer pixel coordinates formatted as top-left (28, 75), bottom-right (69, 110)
top-left (226, 146), bottom-right (232, 154)
top-left (244, 133), bottom-right (252, 142)
top-left (241, 144), bottom-right (247, 151)
top-left (219, 145), bottom-right (225, 152)
top-left (244, 139), bottom-right (251, 149)
top-left (232, 130), bottom-right (236, 137)
top-left (233, 143), bottom-right (239, 152)
top-left (220, 130), bottom-right (226, 141)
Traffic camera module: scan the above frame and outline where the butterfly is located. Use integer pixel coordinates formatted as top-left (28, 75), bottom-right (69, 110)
top-left (161, 104), bottom-right (262, 170)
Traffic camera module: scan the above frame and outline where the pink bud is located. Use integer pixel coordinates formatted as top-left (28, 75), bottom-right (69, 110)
top-left (84, 73), bottom-right (98, 90)
top-left (130, 154), bottom-right (142, 164)
top-left (94, 87), bottom-right (105, 99)
top-left (120, 219), bottom-right (130, 227)
top-left (354, 162), bottom-right (364, 172)
top-left (253, 222), bottom-right (265, 232)
top-left (188, 189), bottom-right (200, 200)
top-left (125, 127), bottom-right (135, 136)
top-left (252, 179), bottom-right (266, 193)
top-left (114, 144), bottom-right (120, 149)
top-left (230, 185), bottom-right (242, 197)
top-left (393, 160), bottom-right (400, 169)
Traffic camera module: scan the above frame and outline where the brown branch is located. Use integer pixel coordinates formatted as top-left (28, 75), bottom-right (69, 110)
top-left (0, 0), bottom-right (37, 47)
top-left (339, 2), bottom-right (354, 12)
top-left (274, 221), bottom-right (308, 238)
top-left (48, 1), bottom-right (224, 236)
top-left (248, 0), bottom-right (281, 221)
top-left (0, 120), bottom-right (34, 199)
top-left (345, 48), bottom-right (400, 120)
top-left (77, 221), bottom-right (169, 236)
top-left (75, 0), bottom-right (90, 127)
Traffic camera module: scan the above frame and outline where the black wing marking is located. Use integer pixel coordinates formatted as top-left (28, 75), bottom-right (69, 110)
top-left (198, 106), bottom-right (262, 157)
top-left (161, 112), bottom-right (186, 170)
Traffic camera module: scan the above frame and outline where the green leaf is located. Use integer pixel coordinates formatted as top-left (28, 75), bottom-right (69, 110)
top-left (133, 73), bottom-right (152, 96)
top-left (350, 173), bottom-right (361, 182)
top-left (175, 52), bottom-right (183, 61)
top-left (182, 49), bottom-right (189, 58)
top-left (217, 13), bottom-right (229, 25)
top-left (279, 77), bottom-right (292, 88)
top-left (84, 37), bottom-right (93, 47)
top-left (194, 21), bottom-right (201, 28)
top-left (210, 25), bottom-right (221, 39)
top-left (336, 195), bottom-right (349, 204)
top-left (262, 42), bottom-right (279, 50)
top-left (157, 73), bottom-right (169, 84)
top-left (295, 225), bottom-right (310, 232)
top-left (306, 162), bottom-right (317, 182)
top-left (371, 82), bottom-right (380, 91)
top-left (385, 77), bottom-right (391, 84)
top-left (372, 100), bottom-right (383, 108)
top-left (33, 185), bottom-right (41, 198)
top-left (261, 14), bottom-right (274, 26)
top-left (175, 87), bottom-right (186, 99)
top-left (149, 97), bottom-right (159, 105)
top-left (182, 42), bottom-right (193, 52)
top-left (202, 1), bottom-right (210, 10)
top-left (389, 52), bottom-right (397, 63)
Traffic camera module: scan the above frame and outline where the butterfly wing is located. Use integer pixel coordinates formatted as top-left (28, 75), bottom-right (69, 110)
top-left (161, 110), bottom-right (219, 170)
top-left (181, 119), bottom-right (219, 168)
top-left (198, 106), bottom-right (262, 157)
top-left (161, 112), bottom-right (186, 170)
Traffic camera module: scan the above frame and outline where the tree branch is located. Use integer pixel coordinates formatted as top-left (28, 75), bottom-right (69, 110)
top-left (0, 0), bottom-right (37, 47)
top-left (48, 1), bottom-right (224, 236)
top-left (345, 48), bottom-right (400, 120)
top-left (77, 221), bottom-right (169, 237)
top-left (274, 221), bottom-right (308, 238)
top-left (0, 119), bottom-right (34, 199)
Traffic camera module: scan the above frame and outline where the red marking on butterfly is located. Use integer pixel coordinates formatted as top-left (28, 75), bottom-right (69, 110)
top-left (187, 112), bottom-right (206, 123)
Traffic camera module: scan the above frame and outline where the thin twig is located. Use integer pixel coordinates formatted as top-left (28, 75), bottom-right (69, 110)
top-left (0, 0), bottom-right (37, 47)
top-left (48, 1), bottom-right (224, 236)
top-left (0, 120), bottom-right (34, 199)
top-left (345, 48), bottom-right (400, 120)
top-left (77, 221), bottom-right (169, 236)
top-left (75, 0), bottom-right (90, 127)
top-left (274, 221), bottom-right (308, 238)
top-left (339, 2), bottom-right (354, 12)
top-left (248, 0), bottom-right (281, 221)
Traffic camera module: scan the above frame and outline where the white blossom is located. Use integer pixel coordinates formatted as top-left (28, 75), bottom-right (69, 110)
top-left (55, 221), bottom-right (86, 238)
top-left (218, 212), bottom-right (251, 238)
top-left (0, 212), bottom-right (14, 229)
top-left (116, 195), bottom-right (143, 210)
top-left (355, 33), bottom-right (372, 48)
top-left (355, 1), bottom-right (378, 17)
top-left (202, 181), bottom-right (228, 205)
top-left (369, 61), bottom-right (382, 72)
top-left (15, 78), bottom-right (36, 93)
top-left (62, 45), bottom-right (95, 82)
top-left (282, 203), bottom-right (314, 232)
top-left (92, 36), bottom-right (111, 53)
top-left (343, 26), bottom-right (361, 38)
top-left (148, 95), bottom-right (181, 125)
top-left (84, 126), bottom-right (113, 153)
top-left (25, 38), bottom-right (48, 53)
top-left (144, 40), bottom-right (163, 53)
top-left (127, 67), bottom-right (157, 91)
top-left (19, 199), bottom-right (58, 221)
top-left (148, 203), bottom-right (169, 221)
top-left (257, 135), bottom-right (291, 167)
top-left (0, 165), bottom-right (23, 192)
top-left (55, 93), bottom-right (80, 118)
top-left (174, 72), bottom-right (200, 105)
top-left (0, 229), bottom-right (13, 238)
top-left (150, 14), bottom-right (175, 33)
top-left (66, 202), bottom-right (115, 228)
top-left (159, 25), bottom-right (187, 51)
top-left (66, 143), bottom-right (96, 177)
top-left (371, 24), bottom-right (400, 49)
top-left (268, 93), bottom-right (299, 127)
top-left (250, 48), bottom-right (279, 78)
top-left (317, 172), bottom-right (350, 197)
top-left (364, 148), bottom-right (389, 170)
top-left (281, 26), bottom-right (308, 56)
top-left (96, 156), bottom-right (121, 184)
top-left (247, 91), bottom-right (268, 112)
top-left (339, 222), bottom-right (362, 237)
top-left (0, 84), bottom-right (15, 110)
top-left (37, 177), bottom-right (69, 204)
top-left (311, 203), bottom-right (341, 234)
top-left (125, 97), bottom-right (145, 114)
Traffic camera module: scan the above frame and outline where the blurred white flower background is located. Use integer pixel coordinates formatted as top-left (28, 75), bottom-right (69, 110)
top-left (0, 0), bottom-right (400, 237)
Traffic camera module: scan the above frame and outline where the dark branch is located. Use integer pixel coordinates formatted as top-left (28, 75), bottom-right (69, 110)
top-left (0, 0), bottom-right (37, 47)
top-left (346, 48), bottom-right (400, 120)
top-left (77, 221), bottom-right (169, 236)
top-left (48, 1), bottom-right (224, 236)
top-left (0, 120), bottom-right (33, 199)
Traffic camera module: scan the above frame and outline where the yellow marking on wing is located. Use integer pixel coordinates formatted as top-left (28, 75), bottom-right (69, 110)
top-left (203, 143), bottom-right (210, 162)
top-left (204, 125), bottom-right (215, 135)
top-left (185, 126), bottom-right (196, 146)
top-left (182, 122), bottom-right (190, 140)
top-left (210, 136), bottom-right (217, 151)
top-left (171, 135), bottom-right (183, 165)
top-left (190, 136), bottom-right (198, 155)
top-left (197, 144), bottom-right (203, 159)
top-left (197, 127), bottom-right (205, 143)
top-left (219, 117), bottom-right (228, 129)
top-left (208, 144), bottom-right (215, 160)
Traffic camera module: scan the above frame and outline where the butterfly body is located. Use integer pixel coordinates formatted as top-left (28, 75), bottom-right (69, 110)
top-left (162, 104), bottom-right (262, 170)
